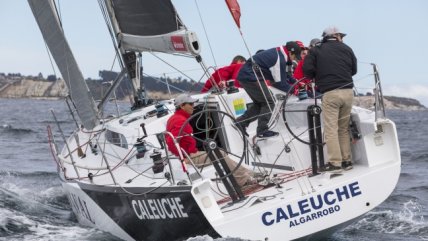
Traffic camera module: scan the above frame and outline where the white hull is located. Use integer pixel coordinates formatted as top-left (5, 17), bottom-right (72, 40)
top-left (50, 90), bottom-right (401, 241)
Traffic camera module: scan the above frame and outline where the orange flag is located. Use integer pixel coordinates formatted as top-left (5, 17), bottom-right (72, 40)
top-left (225, 0), bottom-right (241, 29)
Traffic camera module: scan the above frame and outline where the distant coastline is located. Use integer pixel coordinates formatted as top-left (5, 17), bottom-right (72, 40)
top-left (0, 74), bottom-right (426, 111)
top-left (353, 95), bottom-right (426, 111)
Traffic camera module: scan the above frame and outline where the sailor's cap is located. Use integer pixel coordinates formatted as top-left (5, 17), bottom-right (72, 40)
top-left (322, 26), bottom-right (347, 38)
top-left (174, 94), bottom-right (198, 106)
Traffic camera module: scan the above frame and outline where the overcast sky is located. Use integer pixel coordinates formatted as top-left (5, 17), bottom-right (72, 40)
top-left (1, 0), bottom-right (428, 105)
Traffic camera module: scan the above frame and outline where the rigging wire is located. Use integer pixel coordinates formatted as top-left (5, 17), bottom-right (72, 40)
top-left (110, 52), bottom-right (118, 71)
top-left (53, 0), bottom-right (62, 28)
top-left (149, 52), bottom-right (198, 83)
top-left (97, 0), bottom-right (125, 69)
top-left (194, 0), bottom-right (217, 67)
top-left (161, 68), bottom-right (204, 75)
top-left (142, 73), bottom-right (186, 93)
top-left (43, 42), bottom-right (58, 78)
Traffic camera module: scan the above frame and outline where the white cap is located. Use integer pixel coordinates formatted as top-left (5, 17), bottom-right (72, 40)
top-left (174, 94), bottom-right (198, 106)
top-left (322, 26), bottom-right (347, 38)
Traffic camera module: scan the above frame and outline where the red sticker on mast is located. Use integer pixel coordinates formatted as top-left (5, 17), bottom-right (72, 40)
top-left (171, 36), bottom-right (187, 51)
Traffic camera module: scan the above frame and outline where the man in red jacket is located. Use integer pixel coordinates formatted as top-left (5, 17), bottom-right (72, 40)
top-left (165, 94), bottom-right (256, 187)
top-left (293, 39), bottom-right (321, 98)
top-left (201, 55), bottom-right (246, 93)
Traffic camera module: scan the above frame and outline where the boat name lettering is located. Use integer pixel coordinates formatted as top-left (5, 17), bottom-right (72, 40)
top-left (261, 181), bottom-right (361, 227)
top-left (132, 197), bottom-right (189, 220)
top-left (67, 193), bottom-right (95, 224)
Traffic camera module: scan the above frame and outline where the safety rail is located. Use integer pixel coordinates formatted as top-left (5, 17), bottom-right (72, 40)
top-left (57, 156), bottom-right (109, 170)
top-left (50, 106), bottom-right (183, 186)
top-left (371, 63), bottom-right (386, 121)
top-left (50, 109), bottom-right (81, 179)
top-left (49, 106), bottom-right (118, 185)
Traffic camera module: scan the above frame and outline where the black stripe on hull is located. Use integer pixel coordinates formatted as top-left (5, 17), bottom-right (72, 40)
top-left (78, 183), bottom-right (220, 241)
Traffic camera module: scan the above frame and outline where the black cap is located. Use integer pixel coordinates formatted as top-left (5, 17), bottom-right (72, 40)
top-left (285, 41), bottom-right (302, 60)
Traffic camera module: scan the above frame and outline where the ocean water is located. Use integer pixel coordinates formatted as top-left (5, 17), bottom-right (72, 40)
top-left (1, 98), bottom-right (427, 241)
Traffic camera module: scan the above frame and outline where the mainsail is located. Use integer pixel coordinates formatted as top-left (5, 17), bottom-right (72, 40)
top-left (105, 0), bottom-right (201, 55)
top-left (28, 0), bottom-right (98, 129)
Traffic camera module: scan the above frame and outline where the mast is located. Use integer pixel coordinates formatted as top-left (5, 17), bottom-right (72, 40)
top-left (28, 0), bottom-right (98, 129)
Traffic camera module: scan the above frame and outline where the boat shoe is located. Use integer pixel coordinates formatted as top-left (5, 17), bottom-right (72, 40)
top-left (342, 161), bottom-right (353, 171)
top-left (320, 163), bottom-right (342, 174)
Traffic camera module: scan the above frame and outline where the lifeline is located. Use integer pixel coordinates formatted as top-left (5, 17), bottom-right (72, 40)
top-left (261, 181), bottom-right (362, 227)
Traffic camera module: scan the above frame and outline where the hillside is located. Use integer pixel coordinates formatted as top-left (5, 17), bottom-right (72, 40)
top-left (353, 95), bottom-right (427, 111)
top-left (0, 74), bottom-right (202, 100)
top-left (0, 77), bottom-right (67, 99)
top-left (0, 76), bottom-right (426, 111)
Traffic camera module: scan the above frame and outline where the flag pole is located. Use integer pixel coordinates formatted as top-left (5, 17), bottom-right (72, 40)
top-left (225, 0), bottom-right (253, 58)
top-left (225, 0), bottom-right (274, 112)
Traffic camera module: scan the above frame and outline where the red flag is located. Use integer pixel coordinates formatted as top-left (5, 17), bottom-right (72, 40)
top-left (225, 0), bottom-right (241, 29)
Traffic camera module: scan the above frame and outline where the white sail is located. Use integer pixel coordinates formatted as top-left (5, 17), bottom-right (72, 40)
top-left (28, 0), bottom-right (98, 129)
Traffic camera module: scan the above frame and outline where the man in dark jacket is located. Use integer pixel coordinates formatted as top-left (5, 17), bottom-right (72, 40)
top-left (303, 26), bottom-right (357, 173)
top-left (236, 41), bottom-right (301, 138)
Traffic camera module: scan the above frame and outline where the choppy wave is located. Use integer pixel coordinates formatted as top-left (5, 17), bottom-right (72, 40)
top-left (0, 209), bottom-right (34, 237)
top-left (0, 176), bottom-right (98, 240)
top-left (41, 119), bottom-right (73, 125)
top-left (0, 124), bottom-right (34, 134)
top-left (412, 152), bottom-right (428, 162)
top-left (388, 194), bottom-right (420, 203)
top-left (408, 186), bottom-right (428, 192)
top-left (0, 171), bottom-right (60, 186)
top-left (344, 200), bottom-right (428, 240)
top-left (0, 170), bottom-right (57, 178)
top-left (0, 171), bottom-right (69, 210)
top-left (0, 207), bottom-right (115, 241)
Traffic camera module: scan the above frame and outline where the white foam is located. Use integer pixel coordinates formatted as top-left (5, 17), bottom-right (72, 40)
top-left (351, 200), bottom-right (428, 239)
top-left (0, 209), bottom-right (101, 241)
top-left (0, 208), bottom-right (36, 232)
top-left (187, 235), bottom-right (215, 241)
top-left (1, 124), bottom-right (12, 129)
top-left (38, 186), bottom-right (65, 204)
top-left (1, 178), bottom-right (64, 205)
top-left (23, 224), bottom-right (100, 241)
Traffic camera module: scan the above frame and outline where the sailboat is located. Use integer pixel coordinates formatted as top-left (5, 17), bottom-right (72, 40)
top-left (28, 0), bottom-right (401, 240)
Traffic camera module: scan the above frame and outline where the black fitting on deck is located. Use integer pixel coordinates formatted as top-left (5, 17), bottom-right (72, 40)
top-left (307, 105), bottom-right (325, 176)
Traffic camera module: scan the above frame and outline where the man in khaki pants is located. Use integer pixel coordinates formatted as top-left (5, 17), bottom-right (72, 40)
top-left (303, 26), bottom-right (357, 173)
